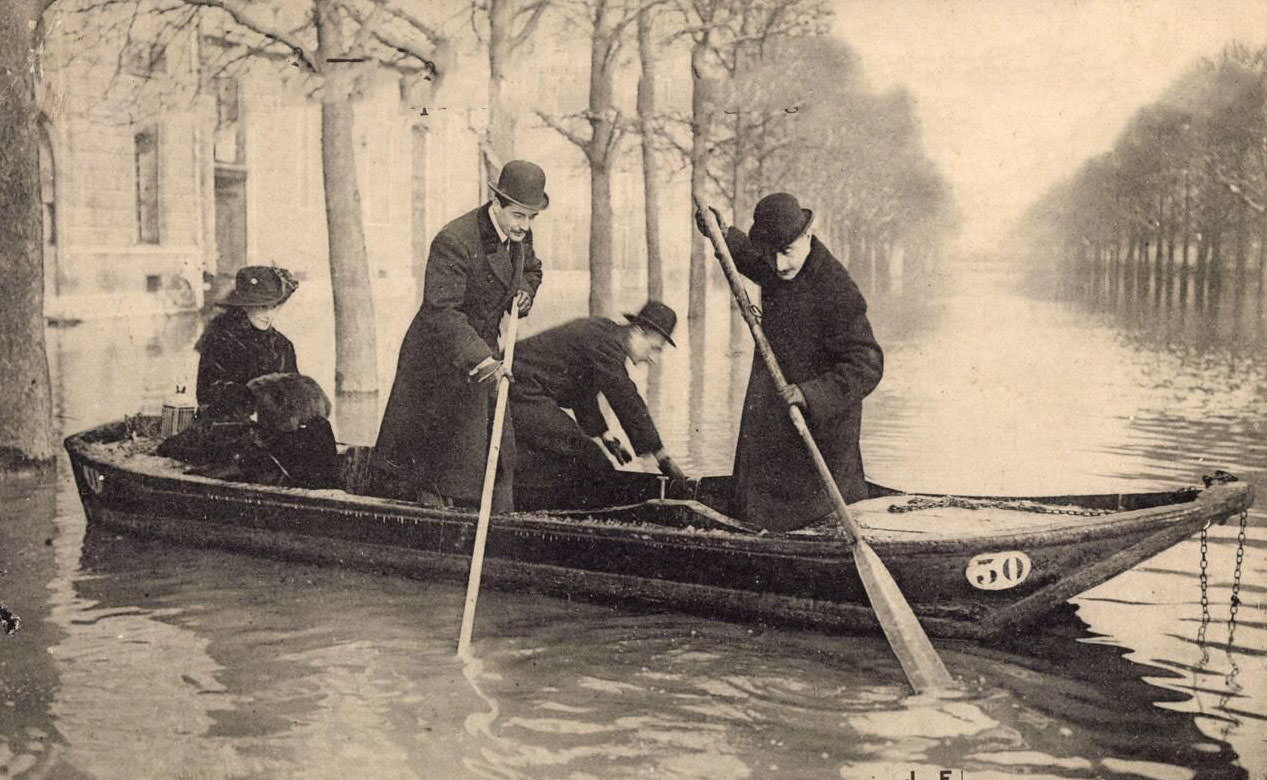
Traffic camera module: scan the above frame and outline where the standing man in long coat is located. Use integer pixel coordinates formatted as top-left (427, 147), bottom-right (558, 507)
top-left (696, 193), bottom-right (883, 531)
top-left (373, 160), bottom-right (548, 511)
top-left (510, 301), bottom-right (688, 510)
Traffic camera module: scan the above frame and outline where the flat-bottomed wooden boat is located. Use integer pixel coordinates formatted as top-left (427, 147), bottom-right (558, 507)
top-left (65, 419), bottom-right (1253, 641)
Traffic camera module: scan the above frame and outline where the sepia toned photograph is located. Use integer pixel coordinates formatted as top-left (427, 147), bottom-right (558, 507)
top-left (2, 0), bottom-right (1266, 776)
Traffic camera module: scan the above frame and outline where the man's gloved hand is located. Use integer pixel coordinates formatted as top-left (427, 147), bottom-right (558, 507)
top-left (779, 383), bottom-right (806, 410)
top-left (693, 205), bottom-right (725, 238)
top-left (656, 453), bottom-right (688, 481)
top-left (600, 433), bottom-right (633, 465)
top-left (469, 356), bottom-right (512, 384)
top-left (512, 289), bottom-right (533, 317)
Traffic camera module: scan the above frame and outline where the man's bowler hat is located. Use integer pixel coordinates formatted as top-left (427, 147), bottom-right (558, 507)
top-left (489, 160), bottom-right (550, 211)
top-left (218, 266), bottom-right (299, 308)
top-left (748, 193), bottom-right (814, 255)
top-left (624, 300), bottom-right (677, 347)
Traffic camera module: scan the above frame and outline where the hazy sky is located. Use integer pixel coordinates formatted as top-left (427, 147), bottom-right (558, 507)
top-left (832, 0), bottom-right (1267, 251)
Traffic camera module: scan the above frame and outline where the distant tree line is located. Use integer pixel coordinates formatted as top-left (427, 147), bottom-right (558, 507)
top-left (1017, 43), bottom-right (1267, 302)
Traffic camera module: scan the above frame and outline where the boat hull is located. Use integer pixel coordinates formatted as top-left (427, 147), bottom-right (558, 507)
top-left (65, 421), bottom-right (1253, 641)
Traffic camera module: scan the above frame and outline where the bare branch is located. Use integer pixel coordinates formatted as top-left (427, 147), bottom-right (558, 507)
top-left (184, 0), bottom-right (318, 72)
top-left (382, 4), bottom-right (444, 46)
top-left (536, 109), bottom-right (592, 151)
top-left (349, 0), bottom-right (385, 53)
top-left (510, 0), bottom-right (549, 49)
top-left (343, 5), bottom-right (441, 76)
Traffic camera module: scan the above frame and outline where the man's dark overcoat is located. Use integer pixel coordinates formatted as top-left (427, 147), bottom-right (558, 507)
top-left (195, 307), bottom-right (297, 413)
top-left (510, 318), bottom-right (663, 491)
top-left (374, 204), bottom-right (542, 510)
top-left (723, 227), bottom-right (883, 531)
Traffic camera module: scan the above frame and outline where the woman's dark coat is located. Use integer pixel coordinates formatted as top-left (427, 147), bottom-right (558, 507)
top-left (510, 318), bottom-right (663, 493)
top-left (722, 227), bottom-right (883, 531)
top-left (374, 204), bottom-right (542, 510)
top-left (195, 307), bottom-right (297, 414)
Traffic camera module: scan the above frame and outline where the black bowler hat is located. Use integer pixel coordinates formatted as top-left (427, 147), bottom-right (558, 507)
top-left (748, 192), bottom-right (814, 255)
top-left (624, 300), bottom-right (677, 347)
top-left (489, 160), bottom-right (550, 211)
top-left (218, 266), bottom-right (299, 308)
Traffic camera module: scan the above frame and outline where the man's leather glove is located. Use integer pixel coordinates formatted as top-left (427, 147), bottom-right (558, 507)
top-left (468, 357), bottom-right (512, 384)
top-left (656, 453), bottom-right (688, 481)
top-left (779, 383), bottom-right (807, 410)
top-left (600, 434), bottom-right (633, 465)
top-left (512, 289), bottom-right (533, 317)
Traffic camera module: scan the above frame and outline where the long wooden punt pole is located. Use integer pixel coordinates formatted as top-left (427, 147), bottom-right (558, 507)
top-left (458, 299), bottom-right (520, 658)
top-left (698, 203), bottom-right (955, 694)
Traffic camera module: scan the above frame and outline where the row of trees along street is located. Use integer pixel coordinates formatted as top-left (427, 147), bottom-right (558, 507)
top-left (0, 0), bottom-right (954, 469)
top-left (1015, 43), bottom-right (1267, 308)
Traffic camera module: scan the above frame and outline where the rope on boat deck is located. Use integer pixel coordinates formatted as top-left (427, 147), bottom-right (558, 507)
top-left (886, 495), bottom-right (1116, 516)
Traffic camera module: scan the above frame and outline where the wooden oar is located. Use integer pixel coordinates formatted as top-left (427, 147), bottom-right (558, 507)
top-left (457, 299), bottom-right (521, 658)
top-left (697, 203), bottom-right (955, 694)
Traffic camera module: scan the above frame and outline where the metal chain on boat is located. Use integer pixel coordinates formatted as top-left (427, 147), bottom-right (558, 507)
top-left (886, 495), bottom-right (1115, 516)
top-left (1196, 519), bottom-right (1212, 671)
top-left (1223, 509), bottom-right (1248, 691)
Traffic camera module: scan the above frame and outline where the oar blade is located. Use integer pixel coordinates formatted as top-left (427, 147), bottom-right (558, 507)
top-left (852, 540), bottom-right (956, 694)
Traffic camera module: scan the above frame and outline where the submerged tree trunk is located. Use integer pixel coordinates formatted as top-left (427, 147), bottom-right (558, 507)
top-left (0, 0), bottom-right (56, 472)
top-left (636, 7), bottom-right (663, 302)
top-left (321, 102), bottom-right (379, 416)
top-left (589, 160), bottom-right (614, 315)
top-left (688, 40), bottom-right (711, 321)
top-left (584, 10), bottom-right (620, 317)
top-left (486, 0), bottom-right (517, 165)
top-left (316, 2), bottom-right (378, 440)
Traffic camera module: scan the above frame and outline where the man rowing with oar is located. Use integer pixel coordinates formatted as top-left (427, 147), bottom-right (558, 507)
top-left (695, 194), bottom-right (883, 531)
top-left (509, 300), bottom-right (689, 510)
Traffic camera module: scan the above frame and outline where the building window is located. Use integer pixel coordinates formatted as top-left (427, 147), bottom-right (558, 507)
top-left (216, 77), bottom-right (240, 125)
top-left (135, 128), bottom-right (160, 244)
top-left (214, 76), bottom-right (243, 164)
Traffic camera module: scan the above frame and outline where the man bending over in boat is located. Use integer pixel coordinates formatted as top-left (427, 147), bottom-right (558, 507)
top-left (695, 194), bottom-right (883, 532)
top-left (510, 301), bottom-right (689, 510)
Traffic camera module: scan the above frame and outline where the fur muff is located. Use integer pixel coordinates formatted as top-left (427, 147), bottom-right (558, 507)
top-left (247, 373), bottom-right (332, 432)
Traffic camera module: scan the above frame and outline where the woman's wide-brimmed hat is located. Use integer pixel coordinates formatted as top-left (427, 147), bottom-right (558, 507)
top-left (624, 300), bottom-right (678, 347)
top-left (488, 160), bottom-right (550, 211)
top-left (748, 192), bottom-right (814, 255)
top-left (218, 266), bottom-right (299, 308)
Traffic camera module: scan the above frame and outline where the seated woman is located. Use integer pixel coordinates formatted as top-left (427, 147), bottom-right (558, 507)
top-left (196, 265), bottom-right (299, 418)
top-left (157, 373), bottom-right (340, 490)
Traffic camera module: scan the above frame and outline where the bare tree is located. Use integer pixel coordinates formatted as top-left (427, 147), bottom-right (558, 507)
top-left (671, 0), bottom-right (830, 320)
top-left (636, 5), bottom-right (664, 300)
top-left (475, 0), bottom-right (549, 168)
top-left (0, 0), bottom-right (56, 472)
top-left (538, 0), bottom-right (654, 316)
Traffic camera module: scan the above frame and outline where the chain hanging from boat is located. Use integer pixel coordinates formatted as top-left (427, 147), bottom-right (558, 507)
top-left (1196, 518), bottom-right (1212, 673)
top-left (887, 495), bottom-right (1116, 516)
top-left (1216, 509), bottom-right (1249, 741)
top-left (1224, 509), bottom-right (1248, 687)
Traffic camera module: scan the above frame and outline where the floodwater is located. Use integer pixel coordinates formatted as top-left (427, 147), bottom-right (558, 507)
top-left (2, 256), bottom-right (1265, 779)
